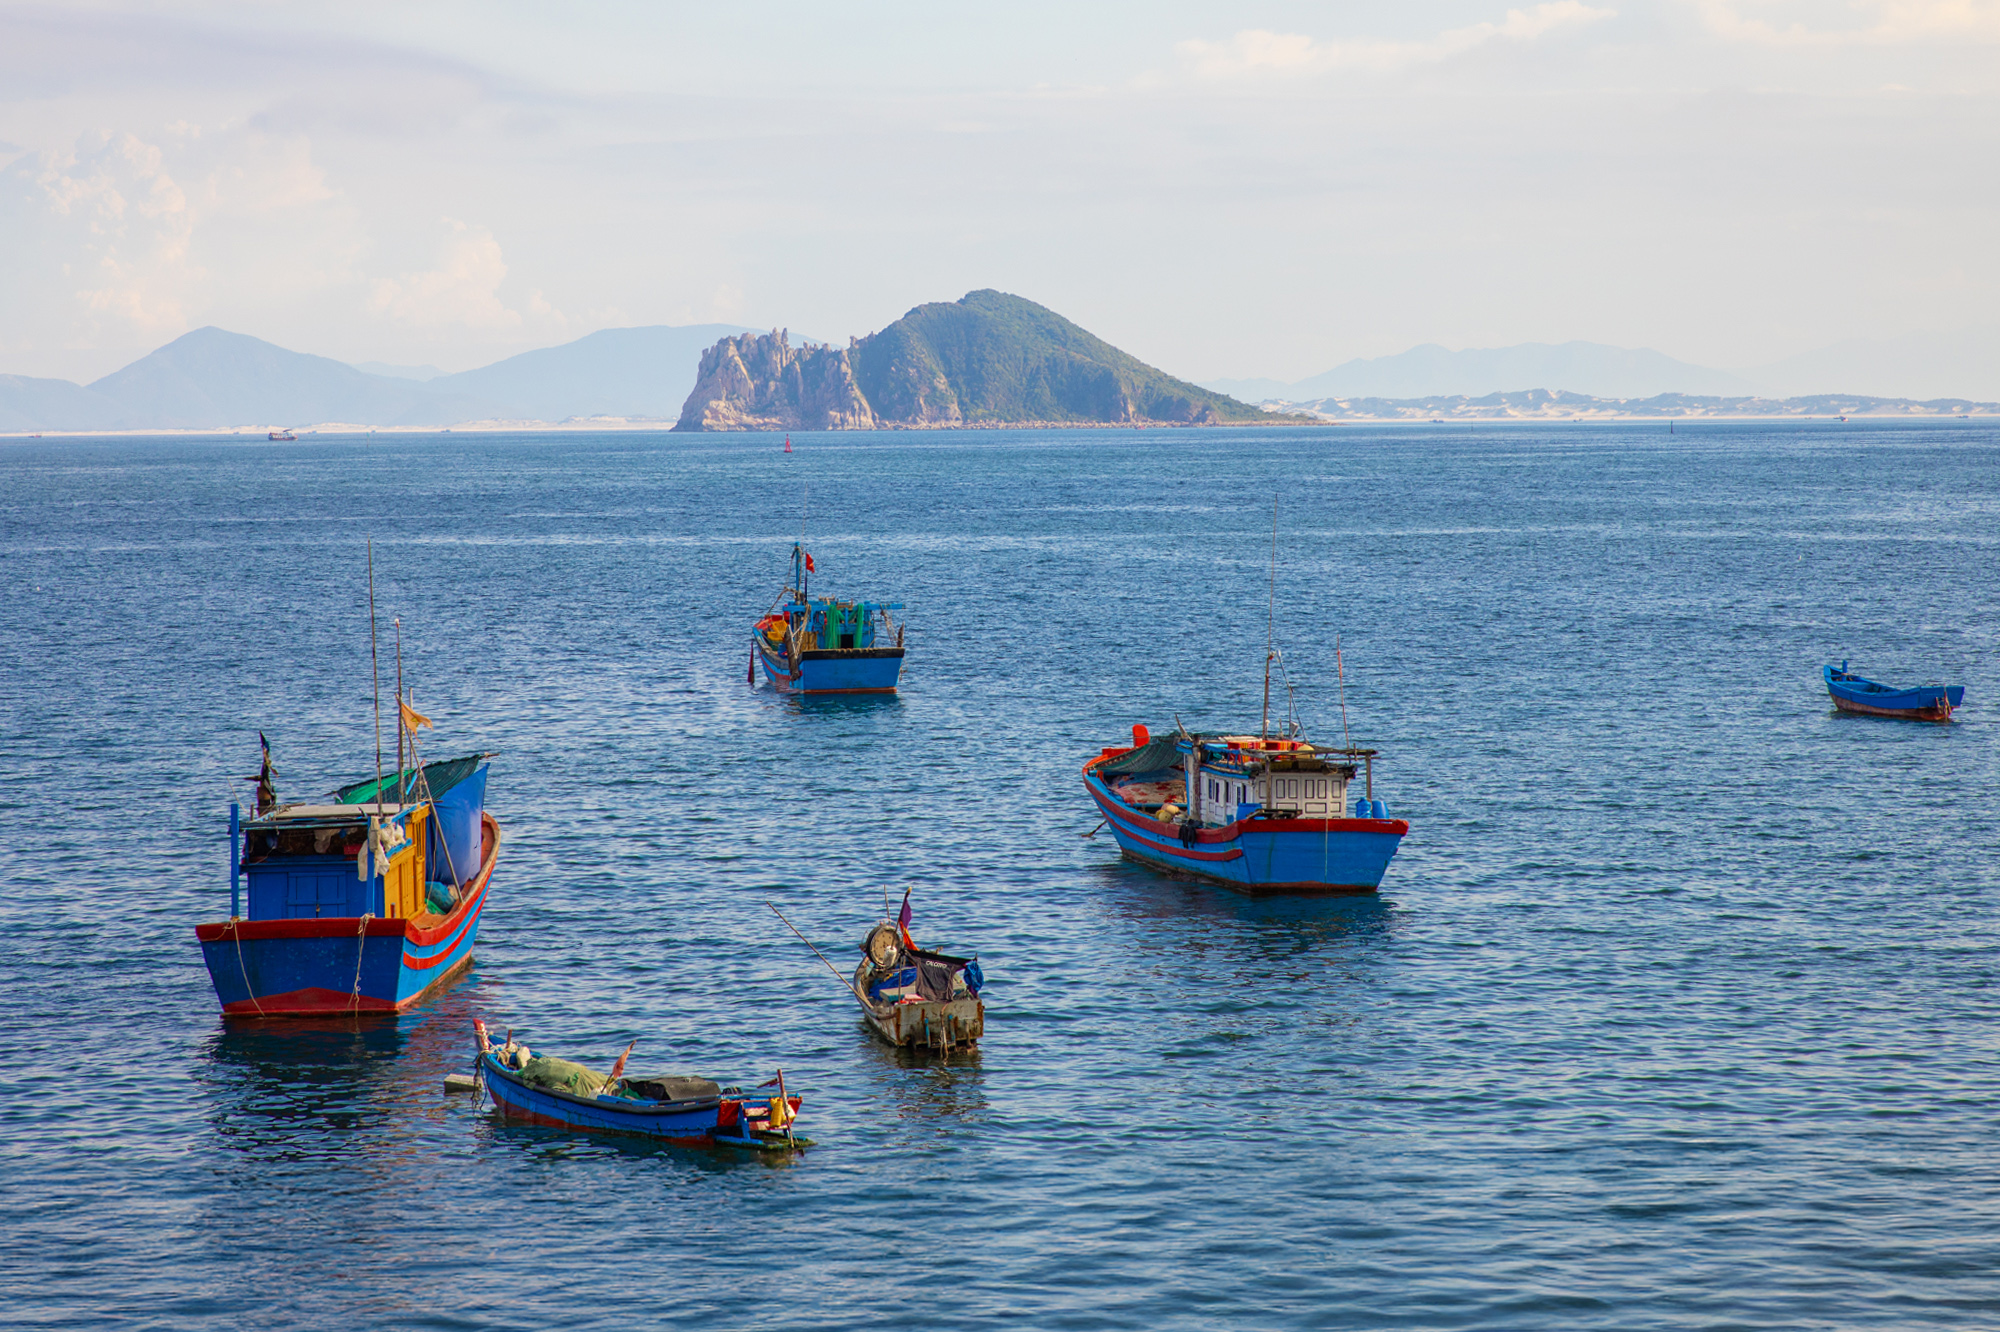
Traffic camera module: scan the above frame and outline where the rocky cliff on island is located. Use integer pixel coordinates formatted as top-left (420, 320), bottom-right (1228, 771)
top-left (674, 289), bottom-right (1272, 431)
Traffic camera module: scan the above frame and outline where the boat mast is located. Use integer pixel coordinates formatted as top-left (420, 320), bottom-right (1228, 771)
top-left (1261, 495), bottom-right (1277, 742)
top-left (394, 617), bottom-right (405, 804)
top-left (367, 537), bottom-right (383, 817)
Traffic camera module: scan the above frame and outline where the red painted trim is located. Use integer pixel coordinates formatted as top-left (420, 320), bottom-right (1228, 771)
top-left (1090, 787), bottom-right (1244, 862)
top-left (404, 813), bottom-right (499, 946)
top-left (400, 897), bottom-right (483, 971)
top-left (1832, 696), bottom-right (1954, 722)
top-left (197, 917), bottom-right (404, 942)
top-left (222, 986), bottom-right (396, 1015)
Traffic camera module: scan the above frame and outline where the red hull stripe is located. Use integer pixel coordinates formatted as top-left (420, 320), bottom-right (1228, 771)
top-left (1091, 789), bottom-right (1244, 861)
top-left (1832, 697), bottom-right (1953, 720)
top-left (222, 986), bottom-right (397, 1015)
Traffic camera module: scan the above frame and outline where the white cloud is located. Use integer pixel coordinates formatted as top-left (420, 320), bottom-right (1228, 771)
top-left (1177, 3), bottom-right (1617, 79)
top-left (35, 130), bottom-right (199, 335)
top-left (1695, 0), bottom-right (2000, 45)
top-left (368, 219), bottom-right (526, 330)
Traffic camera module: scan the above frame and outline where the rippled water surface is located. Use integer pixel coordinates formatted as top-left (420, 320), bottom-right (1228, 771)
top-left (2, 422), bottom-right (1997, 1330)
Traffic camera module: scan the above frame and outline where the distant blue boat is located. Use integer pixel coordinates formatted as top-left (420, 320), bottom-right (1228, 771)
top-left (751, 542), bottom-right (905, 695)
top-left (1824, 662), bottom-right (1963, 722)
top-left (1084, 725), bottom-right (1408, 896)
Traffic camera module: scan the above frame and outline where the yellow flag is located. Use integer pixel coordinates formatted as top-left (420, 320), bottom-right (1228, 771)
top-left (401, 701), bottom-right (433, 732)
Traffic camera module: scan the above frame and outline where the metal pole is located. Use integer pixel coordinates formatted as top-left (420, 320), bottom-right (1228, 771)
top-left (367, 538), bottom-right (383, 817)
top-left (394, 618), bottom-right (404, 804)
top-left (1262, 495), bottom-right (1277, 741)
top-left (229, 802), bottom-right (241, 918)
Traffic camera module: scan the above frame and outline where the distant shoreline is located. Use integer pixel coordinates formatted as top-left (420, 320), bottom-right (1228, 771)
top-left (5, 412), bottom-right (1995, 440)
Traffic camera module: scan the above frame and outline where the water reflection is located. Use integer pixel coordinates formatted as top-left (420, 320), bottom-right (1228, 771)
top-left (473, 1115), bottom-right (796, 1174)
top-left (1090, 859), bottom-right (1401, 968)
top-left (854, 1023), bottom-right (991, 1127)
top-left (195, 971), bottom-right (491, 1159)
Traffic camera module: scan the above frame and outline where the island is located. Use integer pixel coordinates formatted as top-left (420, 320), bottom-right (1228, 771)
top-left (673, 289), bottom-right (1279, 431)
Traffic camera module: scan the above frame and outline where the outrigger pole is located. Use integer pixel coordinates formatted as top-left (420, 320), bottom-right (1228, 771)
top-left (767, 902), bottom-right (870, 1006)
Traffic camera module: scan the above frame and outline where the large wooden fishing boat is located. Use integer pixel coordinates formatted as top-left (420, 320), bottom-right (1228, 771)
top-left (1824, 662), bottom-right (1963, 722)
top-left (195, 750), bottom-right (499, 1015)
top-left (751, 542), bottom-right (905, 694)
top-left (1084, 725), bottom-right (1408, 895)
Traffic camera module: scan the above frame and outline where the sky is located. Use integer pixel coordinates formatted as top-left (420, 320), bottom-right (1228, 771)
top-left (2, 0), bottom-right (1997, 385)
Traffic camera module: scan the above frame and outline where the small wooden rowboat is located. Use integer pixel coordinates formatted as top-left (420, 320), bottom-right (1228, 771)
top-left (850, 922), bottom-right (984, 1052)
top-left (472, 1020), bottom-right (806, 1150)
top-left (1824, 663), bottom-right (1964, 722)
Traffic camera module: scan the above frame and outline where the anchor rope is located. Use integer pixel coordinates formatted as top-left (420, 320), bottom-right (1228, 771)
top-left (231, 920), bottom-right (266, 1018)
top-left (349, 912), bottom-right (375, 1014)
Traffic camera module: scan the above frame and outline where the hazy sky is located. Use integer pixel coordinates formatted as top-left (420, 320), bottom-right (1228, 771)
top-left (3, 0), bottom-right (1996, 384)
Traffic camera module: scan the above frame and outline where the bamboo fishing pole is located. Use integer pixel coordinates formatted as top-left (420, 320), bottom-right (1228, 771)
top-left (767, 902), bottom-right (870, 1007)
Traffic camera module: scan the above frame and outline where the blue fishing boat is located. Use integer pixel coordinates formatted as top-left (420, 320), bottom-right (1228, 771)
top-left (473, 1021), bottom-right (806, 1150)
top-left (195, 744), bottom-right (499, 1016)
top-left (751, 542), bottom-right (904, 694)
top-left (1824, 662), bottom-right (1964, 722)
top-left (1084, 725), bottom-right (1409, 895)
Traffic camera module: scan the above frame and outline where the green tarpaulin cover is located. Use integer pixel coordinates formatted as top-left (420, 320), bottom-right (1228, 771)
top-left (1098, 734), bottom-right (1185, 775)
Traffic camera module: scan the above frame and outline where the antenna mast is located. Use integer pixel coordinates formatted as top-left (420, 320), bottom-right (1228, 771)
top-left (367, 538), bottom-right (383, 816)
top-left (1261, 494), bottom-right (1277, 741)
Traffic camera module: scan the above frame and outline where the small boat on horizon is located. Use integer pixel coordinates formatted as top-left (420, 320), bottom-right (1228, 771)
top-left (751, 542), bottom-right (905, 694)
top-left (1824, 662), bottom-right (1963, 722)
top-left (268, 429), bottom-right (296, 441)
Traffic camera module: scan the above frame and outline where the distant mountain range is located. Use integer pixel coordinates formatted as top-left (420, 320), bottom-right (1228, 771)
top-left (678, 290), bottom-right (1271, 430)
top-left (0, 323), bottom-right (755, 432)
top-left (6, 318), bottom-right (1996, 434)
top-left (1204, 328), bottom-right (2000, 404)
top-left (1204, 342), bottom-right (1751, 402)
top-left (1281, 389), bottom-right (1999, 421)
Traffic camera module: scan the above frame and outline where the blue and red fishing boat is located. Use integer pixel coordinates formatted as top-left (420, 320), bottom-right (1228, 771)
top-left (751, 542), bottom-right (904, 694)
top-left (195, 744), bottom-right (499, 1016)
top-left (473, 1021), bottom-right (806, 1150)
top-left (1084, 725), bottom-right (1409, 895)
top-left (1824, 662), bottom-right (1964, 721)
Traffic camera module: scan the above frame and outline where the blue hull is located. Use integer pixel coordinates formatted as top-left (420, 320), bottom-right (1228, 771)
top-left (195, 815), bottom-right (496, 1016)
top-left (1824, 666), bottom-right (1963, 721)
top-left (1085, 768), bottom-right (1406, 895)
top-left (754, 636), bottom-right (903, 694)
top-left (481, 1053), bottom-right (722, 1142)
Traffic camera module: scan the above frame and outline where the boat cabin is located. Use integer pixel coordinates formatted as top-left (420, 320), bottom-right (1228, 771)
top-left (761, 597), bottom-right (904, 653)
top-left (233, 754), bottom-right (489, 923)
top-left (1100, 733), bottom-right (1367, 826)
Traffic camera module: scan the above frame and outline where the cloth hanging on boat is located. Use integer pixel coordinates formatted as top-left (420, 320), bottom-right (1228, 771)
top-left (915, 959), bottom-right (956, 1002)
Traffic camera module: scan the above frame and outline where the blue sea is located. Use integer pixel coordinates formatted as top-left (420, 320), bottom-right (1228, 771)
top-left (2, 422), bottom-right (1996, 1330)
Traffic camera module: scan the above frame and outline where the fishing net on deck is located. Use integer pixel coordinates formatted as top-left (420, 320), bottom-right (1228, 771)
top-left (518, 1056), bottom-right (606, 1098)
